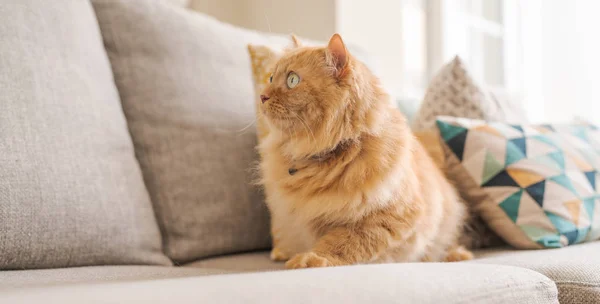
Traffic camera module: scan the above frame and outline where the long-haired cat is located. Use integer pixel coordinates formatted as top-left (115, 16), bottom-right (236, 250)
top-left (258, 34), bottom-right (473, 269)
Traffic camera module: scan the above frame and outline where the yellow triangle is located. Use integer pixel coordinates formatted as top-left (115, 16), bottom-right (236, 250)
top-left (473, 125), bottom-right (504, 138)
top-left (506, 168), bottom-right (545, 187)
top-left (533, 126), bottom-right (553, 134)
top-left (566, 152), bottom-right (593, 171)
top-left (563, 200), bottom-right (581, 226)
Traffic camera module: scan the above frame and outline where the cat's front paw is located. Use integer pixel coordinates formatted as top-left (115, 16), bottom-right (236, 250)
top-left (285, 252), bottom-right (332, 269)
top-left (444, 246), bottom-right (474, 262)
top-left (270, 247), bottom-right (291, 261)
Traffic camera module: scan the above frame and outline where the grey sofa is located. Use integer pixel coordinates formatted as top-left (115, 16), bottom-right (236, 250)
top-left (2, 244), bottom-right (600, 303)
top-left (0, 1), bottom-right (598, 303)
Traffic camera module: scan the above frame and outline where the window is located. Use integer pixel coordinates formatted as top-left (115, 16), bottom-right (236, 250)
top-left (427, 0), bottom-right (522, 95)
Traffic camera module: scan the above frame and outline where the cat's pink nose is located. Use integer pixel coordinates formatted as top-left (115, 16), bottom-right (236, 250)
top-left (260, 95), bottom-right (270, 103)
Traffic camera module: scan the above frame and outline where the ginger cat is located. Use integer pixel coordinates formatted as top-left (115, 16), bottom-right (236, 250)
top-left (257, 34), bottom-right (473, 269)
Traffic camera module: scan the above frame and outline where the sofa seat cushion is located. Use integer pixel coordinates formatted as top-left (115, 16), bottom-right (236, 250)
top-left (1, 263), bottom-right (557, 304)
top-left (186, 251), bottom-right (284, 272)
top-left (0, 266), bottom-right (226, 290)
top-left (473, 242), bottom-right (600, 304)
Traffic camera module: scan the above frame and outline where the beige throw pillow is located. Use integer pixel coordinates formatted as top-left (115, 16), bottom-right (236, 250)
top-left (413, 56), bottom-right (527, 132)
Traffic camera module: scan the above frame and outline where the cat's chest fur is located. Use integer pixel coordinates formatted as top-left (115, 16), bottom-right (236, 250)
top-left (259, 133), bottom-right (405, 256)
top-left (259, 142), bottom-right (323, 255)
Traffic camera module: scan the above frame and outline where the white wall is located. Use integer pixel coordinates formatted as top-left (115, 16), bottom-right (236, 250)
top-left (188, 0), bottom-right (246, 28)
top-left (533, 0), bottom-right (600, 123)
top-left (167, 0), bottom-right (190, 7)
top-left (241, 0), bottom-right (336, 42)
top-left (519, 0), bottom-right (544, 122)
top-left (187, 0), bottom-right (426, 100)
top-left (336, 0), bottom-right (427, 98)
top-left (189, 0), bottom-right (335, 40)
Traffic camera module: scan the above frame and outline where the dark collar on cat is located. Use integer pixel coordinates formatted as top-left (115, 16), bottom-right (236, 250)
top-left (288, 139), bottom-right (353, 175)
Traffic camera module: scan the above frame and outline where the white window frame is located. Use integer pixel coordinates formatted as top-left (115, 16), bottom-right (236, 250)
top-left (426, 0), bottom-right (523, 98)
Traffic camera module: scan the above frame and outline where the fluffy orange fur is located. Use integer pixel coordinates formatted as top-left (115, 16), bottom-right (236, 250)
top-left (257, 34), bottom-right (472, 269)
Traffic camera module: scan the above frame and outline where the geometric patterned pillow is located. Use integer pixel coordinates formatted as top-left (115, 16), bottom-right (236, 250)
top-left (436, 116), bottom-right (600, 249)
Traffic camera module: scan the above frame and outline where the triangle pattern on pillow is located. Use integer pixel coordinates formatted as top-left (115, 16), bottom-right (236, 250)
top-left (435, 116), bottom-right (600, 248)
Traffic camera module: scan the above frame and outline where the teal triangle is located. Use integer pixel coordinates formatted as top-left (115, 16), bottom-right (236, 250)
top-left (505, 140), bottom-right (526, 166)
top-left (584, 171), bottom-right (596, 190)
top-left (536, 234), bottom-right (562, 248)
top-left (549, 174), bottom-right (579, 197)
top-left (482, 151), bottom-right (505, 185)
top-left (499, 189), bottom-right (523, 223)
top-left (575, 227), bottom-right (590, 243)
top-left (520, 225), bottom-right (555, 242)
top-left (572, 126), bottom-right (588, 142)
top-left (531, 135), bottom-right (559, 149)
top-left (509, 137), bottom-right (527, 156)
top-left (545, 211), bottom-right (577, 234)
top-left (436, 120), bottom-right (468, 142)
top-left (583, 198), bottom-right (596, 221)
top-left (533, 154), bottom-right (563, 172)
top-left (562, 230), bottom-right (579, 245)
top-left (510, 125), bottom-right (524, 133)
top-left (547, 151), bottom-right (565, 171)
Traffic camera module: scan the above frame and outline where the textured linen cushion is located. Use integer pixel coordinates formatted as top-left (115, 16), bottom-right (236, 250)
top-left (188, 254), bottom-right (558, 304)
top-left (0, 262), bottom-right (559, 304)
top-left (0, 266), bottom-right (225, 290)
top-left (436, 117), bottom-right (600, 249)
top-left (474, 242), bottom-right (600, 304)
top-left (412, 56), bottom-right (527, 132)
top-left (0, 0), bottom-right (169, 269)
top-left (91, 0), bottom-right (305, 263)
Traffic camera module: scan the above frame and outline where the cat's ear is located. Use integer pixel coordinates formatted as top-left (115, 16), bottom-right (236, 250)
top-left (291, 34), bottom-right (303, 48)
top-left (327, 33), bottom-right (348, 78)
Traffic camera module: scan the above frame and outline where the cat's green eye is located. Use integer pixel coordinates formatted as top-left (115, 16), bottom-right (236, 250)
top-left (286, 72), bottom-right (300, 89)
top-left (269, 75), bottom-right (273, 83)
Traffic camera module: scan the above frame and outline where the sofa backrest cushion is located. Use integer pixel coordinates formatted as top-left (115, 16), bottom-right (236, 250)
top-left (0, 0), bottom-right (170, 269)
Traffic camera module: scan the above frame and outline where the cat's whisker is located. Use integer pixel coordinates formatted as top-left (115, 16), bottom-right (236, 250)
top-left (264, 13), bottom-right (272, 34)
top-left (287, 117), bottom-right (299, 145)
top-left (214, 118), bottom-right (257, 135)
top-left (234, 118), bottom-right (257, 135)
top-left (291, 119), bottom-right (298, 145)
top-left (291, 111), bottom-right (316, 144)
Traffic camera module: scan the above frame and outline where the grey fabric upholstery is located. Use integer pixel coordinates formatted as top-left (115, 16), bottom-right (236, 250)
top-left (0, 0), bottom-right (169, 269)
top-left (0, 266), bottom-right (225, 290)
top-left (194, 246), bottom-right (600, 304)
top-left (0, 263), bottom-right (557, 304)
top-left (186, 251), bottom-right (285, 272)
top-left (474, 242), bottom-right (600, 304)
